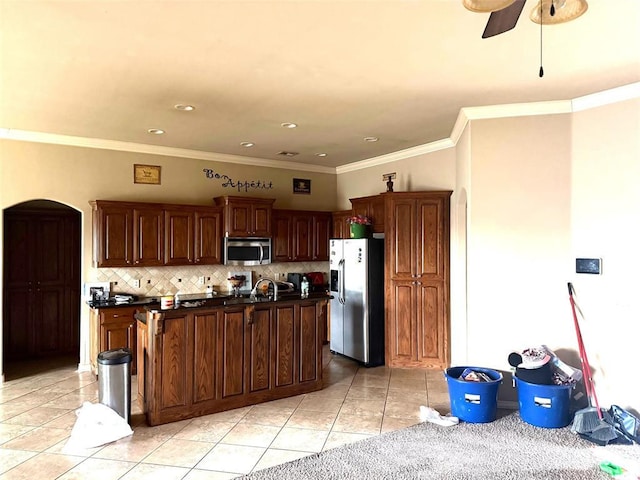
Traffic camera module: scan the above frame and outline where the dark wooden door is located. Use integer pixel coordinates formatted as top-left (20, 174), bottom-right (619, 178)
top-left (298, 302), bottom-right (320, 384)
top-left (218, 307), bottom-right (246, 399)
top-left (94, 203), bottom-right (133, 267)
top-left (133, 206), bottom-right (164, 266)
top-left (3, 203), bottom-right (80, 361)
top-left (165, 208), bottom-right (194, 265)
top-left (274, 303), bottom-right (295, 388)
top-left (312, 213), bottom-right (331, 261)
top-left (272, 212), bottom-right (293, 262)
top-left (194, 208), bottom-right (223, 264)
top-left (247, 306), bottom-right (272, 393)
top-left (100, 307), bottom-right (137, 375)
top-left (292, 214), bottom-right (312, 261)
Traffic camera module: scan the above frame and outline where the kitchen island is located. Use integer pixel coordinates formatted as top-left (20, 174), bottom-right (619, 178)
top-left (136, 292), bottom-right (329, 426)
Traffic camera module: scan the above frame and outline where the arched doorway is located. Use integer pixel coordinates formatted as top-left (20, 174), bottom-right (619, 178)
top-left (3, 199), bottom-right (81, 379)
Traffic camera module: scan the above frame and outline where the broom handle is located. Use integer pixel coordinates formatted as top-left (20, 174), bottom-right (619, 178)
top-left (567, 283), bottom-right (602, 419)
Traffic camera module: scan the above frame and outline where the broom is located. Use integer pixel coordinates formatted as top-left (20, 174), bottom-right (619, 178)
top-left (567, 282), bottom-right (607, 436)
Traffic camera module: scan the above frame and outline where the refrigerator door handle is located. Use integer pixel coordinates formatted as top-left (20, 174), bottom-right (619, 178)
top-left (338, 258), bottom-right (346, 305)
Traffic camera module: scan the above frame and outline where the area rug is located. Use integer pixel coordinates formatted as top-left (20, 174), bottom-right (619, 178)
top-left (240, 412), bottom-right (640, 480)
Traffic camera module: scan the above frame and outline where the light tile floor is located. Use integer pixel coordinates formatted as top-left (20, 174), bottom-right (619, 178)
top-left (0, 347), bottom-right (451, 479)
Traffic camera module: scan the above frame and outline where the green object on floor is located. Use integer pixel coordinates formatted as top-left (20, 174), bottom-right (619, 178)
top-left (599, 461), bottom-right (623, 476)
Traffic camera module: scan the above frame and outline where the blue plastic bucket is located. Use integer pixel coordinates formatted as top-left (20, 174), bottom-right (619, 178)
top-left (445, 366), bottom-right (503, 423)
top-left (515, 377), bottom-right (573, 428)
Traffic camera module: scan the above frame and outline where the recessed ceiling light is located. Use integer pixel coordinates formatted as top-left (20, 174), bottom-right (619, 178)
top-left (364, 136), bottom-right (378, 142)
top-left (240, 142), bottom-right (254, 147)
top-left (174, 104), bottom-right (195, 111)
top-left (147, 128), bottom-right (165, 135)
top-left (316, 153), bottom-right (328, 157)
top-left (281, 122), bottom-right (298, 129)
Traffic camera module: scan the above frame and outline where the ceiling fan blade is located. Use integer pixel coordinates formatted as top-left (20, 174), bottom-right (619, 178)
top-left (482, 0), bottom-right (526, 38)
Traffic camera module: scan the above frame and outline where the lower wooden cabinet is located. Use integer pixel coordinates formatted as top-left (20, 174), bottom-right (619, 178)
top-left (90, 306), bottom-right (137, 375)
top-left (138, 298), bottom-right (326, 426)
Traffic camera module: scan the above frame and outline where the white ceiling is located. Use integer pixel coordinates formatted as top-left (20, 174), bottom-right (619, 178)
top-left (1, 0), bottom-right (639, 170)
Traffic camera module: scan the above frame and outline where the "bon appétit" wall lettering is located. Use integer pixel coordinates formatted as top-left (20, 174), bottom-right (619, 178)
top-left (203, 169), bottom-right (274, 192)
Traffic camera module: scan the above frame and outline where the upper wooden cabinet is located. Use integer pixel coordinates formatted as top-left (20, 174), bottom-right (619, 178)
top-left (384, 191), bottom-right (451, 369)
top-left (213, 196), bottom-right (275, 237)
top-left (350, 194), bottom-right (386, 233)
top-left (331, 210), bottom-right (352, 239)
top-left (91, 201), bottom-right (134, 266)
top-left (164, 206), bottom-right (223, 265)
top-left (91, 201), bottom-right (223, 267)
top-left (133, 205), bottom-right (164, 266)
top-left (273, 210), bottom-right (332, 262)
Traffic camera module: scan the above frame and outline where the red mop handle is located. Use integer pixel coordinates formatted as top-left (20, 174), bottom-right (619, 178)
top-left (567, 283), bottom-right (602, 419)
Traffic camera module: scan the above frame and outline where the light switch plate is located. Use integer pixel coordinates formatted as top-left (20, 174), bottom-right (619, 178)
top-left (576, 258), bottom-right (601, 275)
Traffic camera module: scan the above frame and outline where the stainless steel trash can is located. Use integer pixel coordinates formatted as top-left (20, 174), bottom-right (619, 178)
top-left (97, 348), bottom-right (132, 423)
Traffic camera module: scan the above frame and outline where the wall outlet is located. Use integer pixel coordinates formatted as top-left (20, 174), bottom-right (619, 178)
top-left (133, 279), bottom-right (140, 288)
top-left (198, 276), bottom-right (205, 286)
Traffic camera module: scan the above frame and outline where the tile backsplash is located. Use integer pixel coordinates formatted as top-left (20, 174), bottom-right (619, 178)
top-left (91, 262), bottom-right (329, 298)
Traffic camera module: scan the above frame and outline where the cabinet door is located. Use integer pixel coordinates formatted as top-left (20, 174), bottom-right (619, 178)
top-left (386, 198), bottom-right (416, 279)
top-left (331, 211), bottom-right (351, 239)
top-left (247, 306), bottom-right (272, 393)
top-left (292, 214), bottom-right (312, 261)
top-left (100, 308), bottom-right (137, 375)
top-left (351, 199), bottom-right (369, 219)
top-left (194, 208), bottom-right (223, 264)
top-left (133, 206), bottom-right (164, 266)
top-left (416, 197), bottom-right (445, 278)
top-left (298, 302), bottom-right (320, 384)
top-left (416, 280), bottom-right (447, 367)
top-left (272, 212), bottom-right (293, 262)
top-left (159, 314), bottom-right (189, 409)
top-left (386, 280), bottom-right (417, 366)
top-left (273, 304), bottom-right (295, 388)
top-left (165, 208), bottom-right (194, 265)
top-left (370, 195), bottom-right (385, 233)
top-left (312, 213), bottom-right (331, 261)
top-left (94, 204), bottom-right (133, 266)
top-left (252, 204), bottom-right (272, 237)
top-left (217, 307), bottom-right (246, 399)
top-left (227, 202), bottom-right (253, 237)
top-left (192, 311), bottom-right (218, 404)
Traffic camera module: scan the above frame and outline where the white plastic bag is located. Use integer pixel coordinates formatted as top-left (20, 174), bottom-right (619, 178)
top-left (64, 402), bottom-right (133, 450)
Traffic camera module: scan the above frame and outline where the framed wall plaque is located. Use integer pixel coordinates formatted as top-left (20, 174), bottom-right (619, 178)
top-left (134, 164), bottom-right (161, 185)
top-left (293, 178), bottom-right (311, 194)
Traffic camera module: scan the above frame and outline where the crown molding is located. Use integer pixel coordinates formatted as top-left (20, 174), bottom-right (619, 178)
top-left (571, 82), bottom-right (640, 112)
top-left (0, 128), bottom-right (336, 174)
top-left (335, 138), bottom-right (455, 174)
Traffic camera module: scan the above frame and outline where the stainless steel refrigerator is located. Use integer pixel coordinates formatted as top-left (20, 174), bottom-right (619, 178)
top-left (329, 237), bottom-right (385, 367)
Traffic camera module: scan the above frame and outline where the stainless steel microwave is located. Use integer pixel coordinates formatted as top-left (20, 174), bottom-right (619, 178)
top-left (223, 237), bottom-right (272, 266)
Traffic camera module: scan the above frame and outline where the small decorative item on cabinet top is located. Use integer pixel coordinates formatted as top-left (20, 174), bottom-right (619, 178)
top-left (347, 214), bottom-right (372, 238)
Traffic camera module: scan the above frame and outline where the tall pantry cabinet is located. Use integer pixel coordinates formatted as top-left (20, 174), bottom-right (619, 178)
top-left (384, 191), bottom-right (451, 369)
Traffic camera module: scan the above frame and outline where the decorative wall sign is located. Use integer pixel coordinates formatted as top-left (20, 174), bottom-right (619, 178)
top-left (293, 178), bottom-right (311, 194)
top-left (203, 169), bottom-right (274, 192)
top-left (134, 164), bottom-right (161, 184)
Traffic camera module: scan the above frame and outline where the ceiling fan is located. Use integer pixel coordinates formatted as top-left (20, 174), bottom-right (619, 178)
top-left (463, 0), bottom-right (589, 38)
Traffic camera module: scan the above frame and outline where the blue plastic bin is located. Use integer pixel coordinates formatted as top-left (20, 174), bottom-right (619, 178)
top-left (515, 377), bottom-right (573, 428)
top-left (445, 366), bottom-right (503, 423)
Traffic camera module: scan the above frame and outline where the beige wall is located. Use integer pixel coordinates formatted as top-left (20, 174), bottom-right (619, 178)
top-left (335, 148), bottom-right (456, 209)
top-left (569, 97), bottom-right (640, 411)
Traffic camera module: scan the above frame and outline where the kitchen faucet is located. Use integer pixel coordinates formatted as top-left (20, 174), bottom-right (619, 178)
top-left (250, 278), bottom-right (278, 301)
